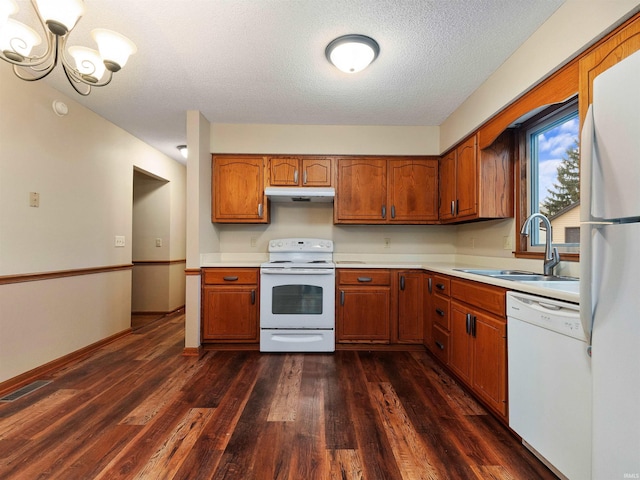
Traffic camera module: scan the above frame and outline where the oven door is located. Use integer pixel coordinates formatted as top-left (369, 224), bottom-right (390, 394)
top-left (260, 268), bottom-right (335, 329)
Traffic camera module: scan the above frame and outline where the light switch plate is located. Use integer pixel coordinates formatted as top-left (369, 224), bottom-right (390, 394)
top-left (115, 236), bottom-right (125, 247)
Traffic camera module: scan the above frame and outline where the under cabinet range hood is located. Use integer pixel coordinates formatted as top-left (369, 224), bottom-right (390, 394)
top-left (265, 187), bottom-right (335, 203)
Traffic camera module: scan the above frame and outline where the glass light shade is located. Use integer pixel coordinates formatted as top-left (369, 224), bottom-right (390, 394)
top-left (177, 145), bottom-right (188, 159)
top-left (68, 45), bottom-right (105, 81)
top-left (0, 0), bottom-right (18, 23)
top-left (34, 0), bottom-right (85, 33)
top-left (91, 28), bottom-right (136, 71)
top-left (326, 35), bottom-right (379, 73)
top-left (0, 18), bottom-right (41, 57)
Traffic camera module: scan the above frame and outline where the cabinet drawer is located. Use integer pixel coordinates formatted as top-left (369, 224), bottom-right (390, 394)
top-left (432, 325), bottom-right (449, 364)
top-left (432, 275), bottom-right (451, 296)
top-left (451, 279), bottom-right (506, 316)
top-left (203, 268), bottom-right (258, 285)
top-left (432, 295), bottom-right (450, 330)
top-left (338, 269), bottom-right (391, 286)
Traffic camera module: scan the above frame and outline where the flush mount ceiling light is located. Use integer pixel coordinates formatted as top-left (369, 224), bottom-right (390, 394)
top-left (325, 34), bottom-right (379, 73)
top-left (0, 0), bottom-right (136, 96)
top-left (176, 145), bottom-right (188, 159)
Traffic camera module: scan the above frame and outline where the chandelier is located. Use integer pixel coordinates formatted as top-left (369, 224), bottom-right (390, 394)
top-left (0, 0), bottom-right (136, 95)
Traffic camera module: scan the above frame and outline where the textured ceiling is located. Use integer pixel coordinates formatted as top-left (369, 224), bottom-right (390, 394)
top-left (12, 0), bottom-right (565, 163)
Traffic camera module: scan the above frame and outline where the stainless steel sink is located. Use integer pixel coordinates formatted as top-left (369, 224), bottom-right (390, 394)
top-left (454, 268), bottom-right (536, 276)
top-left (492, 274), bottom-right (578, 282)
top-left (454, 268), bottom-right (578, 282)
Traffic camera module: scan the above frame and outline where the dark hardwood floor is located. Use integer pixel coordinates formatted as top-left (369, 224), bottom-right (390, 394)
top-left (0, 313), bottom-right (557, 479)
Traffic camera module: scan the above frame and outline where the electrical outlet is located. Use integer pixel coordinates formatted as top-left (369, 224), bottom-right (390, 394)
top-left (470, 237), bottom-right (476, 249)
top-left (503, 236), bottom-right (514, 250)
top-left (384, 237), bottom-right (391, 248)
top-left (114, 236), bottom-right (125, 247)
top-left (29, 192), bottom-right (40, 207)
top-left (155, 238), bottom-right (163, 247)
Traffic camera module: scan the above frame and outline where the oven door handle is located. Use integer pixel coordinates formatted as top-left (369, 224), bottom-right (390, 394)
top-left (261, 268), bottom-right (335, 275)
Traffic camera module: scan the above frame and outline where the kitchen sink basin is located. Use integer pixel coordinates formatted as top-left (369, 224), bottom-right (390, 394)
top-left (455, 268), bottom-right (578, 283)
top-left (454, 268), bottom-right (536, 276)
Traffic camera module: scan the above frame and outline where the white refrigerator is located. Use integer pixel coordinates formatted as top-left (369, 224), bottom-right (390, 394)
top-left (580, 48), bottom-right (640, 480)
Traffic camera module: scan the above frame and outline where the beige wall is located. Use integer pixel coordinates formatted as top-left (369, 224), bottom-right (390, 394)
top-left (0, 68), bottom-right (186, 383)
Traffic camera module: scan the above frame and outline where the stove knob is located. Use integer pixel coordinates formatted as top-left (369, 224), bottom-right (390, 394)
top-left (277, 241), bottom-right (283, 247)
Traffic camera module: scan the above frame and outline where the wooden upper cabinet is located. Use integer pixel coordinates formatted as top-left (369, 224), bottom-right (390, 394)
top-left (212, 155), bottom-right (269, 223)
top-left (268, 157), bottom-right (332, 187)
top-left (579, 14), bottom-right (640, 125)
top-left (335, 158), bottom-right (387, 223)
top-left (335, 157), bottom-right (439, 224)
top-left (388, 159), bottom-right (439, 223)
top-left (439, 132), bottom-right (513, 224)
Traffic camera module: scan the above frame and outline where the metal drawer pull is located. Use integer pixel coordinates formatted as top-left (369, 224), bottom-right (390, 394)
top-left (258, 203), bottom-right (263, 217)
top-left (450, 200), bottom-right (455, 216)
top-left (391, 205), bottom-right (396, 219)
top-left (294, 169), bottom-right (299, 184)
top-left (435, 341), bottom-right (445, 350)
top-left (340, 290), bottom-right (345, 306)
top-left (251, 290), bottom-right (256, 305)
top-left (400, 275), bottom-right (405, 291)
top-left (471, 315), bottom-right (477, 337)
top-left (466, 313), bottom-right (471, 335)
top-left (436, 283), bottom-right (445, 290)
top-left (223, 276), bottom-right (239, 281)
top-left (357, 277), bottom-right (373, 282)
top-left (428, 277), bottom-right (432, 294)
top-left (436, 308), bottom-right (445, 317)
top-left (381, 206), bottom-right (386, 219)
top-left (303, 171), bottom-right (307, 184)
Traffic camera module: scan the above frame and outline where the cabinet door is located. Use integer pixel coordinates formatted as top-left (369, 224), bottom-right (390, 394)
top-left (438, 151), bottom-right (456, 220)
top-left (471, 311), bottom-right (507, 416)
top-left (202, 286), bottom-right (258, 341)
top-left (337, 287), bottom-right (390, 343)
top-left (423, 273), bottom-right (434, 349)
top-left (269, 157), bottom-right (299, 186)
top-left (397, 271), bottom-right (423, 343)
top-left (212, 156), bottom-right (268, 223)
top-left (389, 159), bottom-right (438, 223)
top-left (455, 135), bottom-right (478, 219)
top-left (302, 158), bottom-right (332, 186)
top-left (448, 301), bottom-right (472, 383)
top-left (335, 158), bottom-right (387, 223)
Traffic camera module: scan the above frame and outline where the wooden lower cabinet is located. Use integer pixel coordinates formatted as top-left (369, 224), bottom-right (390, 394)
top-left (396, 270), bottom-right (423, 343)
top-left (201, 268), bottom-right (259, 343)
top-left (337, 269), bottom-right (391, 343)
top-left (425, 274), bottom-right (508, 420)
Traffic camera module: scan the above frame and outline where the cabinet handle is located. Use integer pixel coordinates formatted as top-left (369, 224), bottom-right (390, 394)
top-left (251, 289), bottom-right (256, 305)
top-left (428, 277), bottom-right (432, 294)
top-left (450, 200), bottom-right (455, 216)
top-left (294, 169), bottom-right (299, 184)
top-left (435, 341), bottom-right (445, 350)
top-left (381, 206), bottom-right (386, 219)
top-left (466, 313), bottom-right (471, 335)
top-left (391, 205), bottom-right (396, 219)
top-left (340, 290), bottom-right (345, 306)
top-left (357, 277), bottom-right (372, 283)
top-left (471, 315), bottom-right (477, 337)
top-left (223, 276), bottom-right (239, 281)
top-left (436, 283), bottom-right (445, 291)
top-left (303, 170), bottom-right (307, 185)
top-left (258, 203), bottom-right (263, 217)
top-left (436, 308), bottom-right (445, 317)
top-left (400, 275), bottom-right (405, 291)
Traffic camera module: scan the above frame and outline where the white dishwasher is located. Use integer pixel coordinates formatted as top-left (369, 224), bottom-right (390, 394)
top-left (507, 292), bottom-right (591, 480)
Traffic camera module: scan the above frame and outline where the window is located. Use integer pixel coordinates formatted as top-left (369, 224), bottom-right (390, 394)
top-left (516, 98), bottom-right (580, 258)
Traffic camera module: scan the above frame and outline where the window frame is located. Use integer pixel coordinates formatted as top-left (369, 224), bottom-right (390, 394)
top-left (514, 97), bottom-right (580, 262)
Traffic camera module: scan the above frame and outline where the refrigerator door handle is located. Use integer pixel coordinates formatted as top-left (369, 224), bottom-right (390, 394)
top-left (579, 105), bottom-right (595, 355)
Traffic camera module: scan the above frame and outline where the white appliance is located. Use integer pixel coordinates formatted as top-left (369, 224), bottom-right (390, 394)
top-left (507, 292), bottom-right (591, 480)
top-left (260, 238), bottom-right (335, 352)
top-left (580, 48), bottom-right (640, 479)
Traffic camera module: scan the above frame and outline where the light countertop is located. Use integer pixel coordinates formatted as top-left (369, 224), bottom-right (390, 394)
top-left (200, 253), bottom-right (579, 304)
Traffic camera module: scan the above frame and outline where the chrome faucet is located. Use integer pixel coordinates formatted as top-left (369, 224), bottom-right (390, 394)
top-left (521, 213), bottom-right (560, 276)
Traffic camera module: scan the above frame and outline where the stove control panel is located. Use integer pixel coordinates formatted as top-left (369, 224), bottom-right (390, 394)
top-left (268, 238), bottom-right (333, 252)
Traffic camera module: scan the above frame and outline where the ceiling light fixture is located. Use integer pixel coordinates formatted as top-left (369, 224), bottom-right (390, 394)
top-left (0, 0), bottom-right (136, 96)
top-left (176, 145), bottom-right (188, 159)
top-left (325, 34), bottom-right (379, 73)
